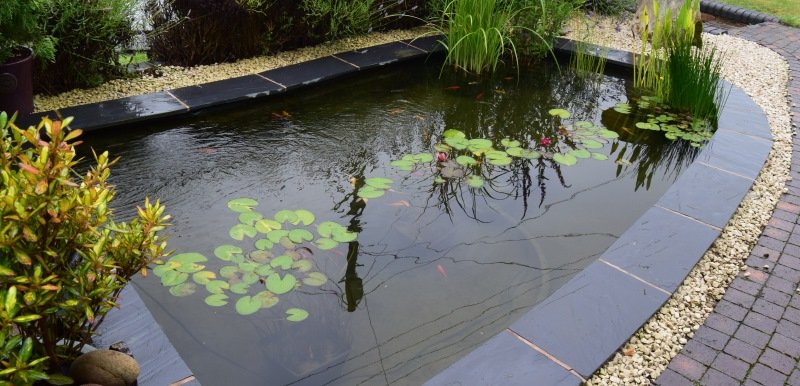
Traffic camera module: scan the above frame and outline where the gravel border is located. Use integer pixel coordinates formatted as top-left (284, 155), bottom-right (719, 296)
top-left (564, 19), bottom-right (793, 385)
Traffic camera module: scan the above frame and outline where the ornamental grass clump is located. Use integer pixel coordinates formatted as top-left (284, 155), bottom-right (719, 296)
top-left (0, 113), bottom-right (171, 383)
top-left (440, 0), bottom-right (518, 74)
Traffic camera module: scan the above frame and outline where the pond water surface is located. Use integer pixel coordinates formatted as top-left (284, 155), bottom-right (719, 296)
top-left (81, 60), bottom-right (697, 385)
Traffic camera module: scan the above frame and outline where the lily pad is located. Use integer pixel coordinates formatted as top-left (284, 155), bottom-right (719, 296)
top-left (161, 271), bottom-right (188, 287)
top-left (591, 153), bottom-right (609, 161)
top-left (505, 147), bottom-right (524, 157)
top-left (227, 198), bottom-right (258, 213)
top-left (357, 186), bottom-right (385, 199)
top-left (230, 224), bottom-right (257, 241)
top-left (206, 280), bottom-right (230, 294)
top-left (238, 262), bottom-right (258, 272)
top-left (238, 211), bottom-right (263, 226)
top-left (266, 273), bottom-right (297, 295)
top-left (255, 291), bottom-right (279, 308)
top-left (293, 259), bottom-right (313, 272)
top-left (443, 129), bottom-right (465, 138)
top-left (575, 121), bottom-right (593, 129)
top-left (456, 155), bottom-right (477, 166)
top-left (434, 143), bottom-right (451, 152)
top-left (286, 308), bottom-right (309, 322)
top-left (295, 209), bottom-right (315, 226)
top-left (193, 271), bottom-right (216, 285)
top-left (444, 137), bottom-right (468, 150)
top-left (314, 238), bottom-right (338, 250)
top-left (365, 177), bottom-right (393, 190)
top-left (317, 221), bottom-right (344, 238)
top-left (214, 245), bottom-right (243, 261)
top-left (466, 175), bottom-right (484, 188)
top-left (242, 272), bottom-right (260, 284)
top-left (220, 266), bottom-right (239, 279)
top-left (235, 296), bottom-right (261, 316)
top-left (175, 262), bottom-right (205, 274)
top-left (254, 239), bottom-right (274, 251)
top-left (390, 159), bottom-right (414, 171)
top-left (467, 139), bottom-right (492, 152)
top-left (553, 153), bottom-right (577, 166)
top-left (412, 153), bottom-right (434, 163)
top-left (303, 272), bottom-right (328, 286)
top-left (204, 293), bottom-right (228, 307)
top-left (548, 108), bottom-right (571, 119)
top-left (613, 103), bottom-right (631, 114)
top-left (275, 210), bottom-right (299, 224)
top-left (270, 255), bottom-right (293, 270)
top-left (255, 264), bottom-right (274, 277)
top-left (568, 149), bottom-right (591, 159)
top-left (255, 219), bottom-right (281, 234)
top-left (487, 156), bottom-right (512, 166)
top-left (249, 250), bottom-right (272, 263)
top-left (520, 149), bottom-right (541, 159)
top-left (581, 139), bottom-right (603, 149)
top-left (331, 229), bottom-right (357, 243)
top-left (171, 253), bottom-right (208, 264)
top-left (169, 283), bottom-right (197, 297)
top-left (152, 264), bottom-right (172, 278)
top-left (289, 229), bottom-right (314, 243)
top-left (500, 138), bottom-right (521, 148)
top-left (230, 282), bottom-right (251, 295)
top-left (267, 229), bottom-right (290, 243)
top-left (599, 129), bottom-right (619, 139)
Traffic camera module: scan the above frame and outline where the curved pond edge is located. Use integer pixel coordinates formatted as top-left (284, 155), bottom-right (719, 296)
top-left (22, 36), bottom-right (772, 385)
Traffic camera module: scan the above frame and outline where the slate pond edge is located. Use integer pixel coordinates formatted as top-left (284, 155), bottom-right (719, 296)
top-left (20, 36), bottom-right (772, 385)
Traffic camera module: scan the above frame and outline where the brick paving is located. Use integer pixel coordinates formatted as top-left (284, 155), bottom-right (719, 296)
top-left (657, 22), bottom-right (800, 386)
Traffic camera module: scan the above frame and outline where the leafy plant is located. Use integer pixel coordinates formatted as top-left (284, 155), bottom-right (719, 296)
top-left (0, 112), bottom-right (170, 372)
top-left (34, 0), bottom-right (137, 93)
top-left (0, 0), bottom-right (56, 64)
top-left (512, 0), bottom-right (582, 59)
top-left (570, 39), bottom-right (608, 82)
top-left (583, 0), bottom-right (635, 15)
top-left (301, 0), bottom-right (376, 41)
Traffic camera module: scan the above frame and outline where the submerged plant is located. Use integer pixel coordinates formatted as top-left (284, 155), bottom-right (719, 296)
top-left (570, 39), bottom-right (608, 82)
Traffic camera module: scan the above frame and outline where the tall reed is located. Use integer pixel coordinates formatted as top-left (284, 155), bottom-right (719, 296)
top-left (441, 0), bottom-right (517, 74)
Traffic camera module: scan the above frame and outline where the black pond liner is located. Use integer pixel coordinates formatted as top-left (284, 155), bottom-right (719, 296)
top-left (29, 36), bottom-right (772, 385)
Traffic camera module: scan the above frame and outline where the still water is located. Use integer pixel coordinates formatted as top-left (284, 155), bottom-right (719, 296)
top-left (80, 60), bottom-right (696, 385)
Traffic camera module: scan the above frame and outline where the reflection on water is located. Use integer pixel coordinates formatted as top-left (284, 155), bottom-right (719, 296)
top-left (79, 61), bottom-right (699, 385)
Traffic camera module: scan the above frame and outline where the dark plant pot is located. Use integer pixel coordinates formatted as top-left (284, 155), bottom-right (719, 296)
top-left (0, 47), bottom-right (34, 116)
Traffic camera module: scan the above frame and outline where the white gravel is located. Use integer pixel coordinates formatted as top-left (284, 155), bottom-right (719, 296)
top-left (566, 18), bottom-right (793, 386)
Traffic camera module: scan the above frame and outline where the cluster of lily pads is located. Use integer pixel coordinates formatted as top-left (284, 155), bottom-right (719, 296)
top-left (614, 95), bottom-right (713, 147)
top-left (152, 198), bottom-right (357, 321)
top-left (388, 108), bottom-right (618, 189)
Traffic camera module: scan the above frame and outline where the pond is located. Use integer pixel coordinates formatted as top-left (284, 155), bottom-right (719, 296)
top-left (80, 59), bottom-right (700, 385)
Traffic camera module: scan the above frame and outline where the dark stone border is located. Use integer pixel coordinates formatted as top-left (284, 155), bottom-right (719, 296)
top-left (22, 35), bottom-right (772, 385)
top-left (700, 0), bottom-right (780, 25)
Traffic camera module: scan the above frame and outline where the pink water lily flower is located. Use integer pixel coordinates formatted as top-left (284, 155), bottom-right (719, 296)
top-left (539, 137), bottom-right (552, 146)
top-left (436, 152), bottom-right (448, 162)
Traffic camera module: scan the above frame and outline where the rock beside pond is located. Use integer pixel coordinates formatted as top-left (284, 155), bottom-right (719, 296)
top-left (70, 349), bottom-right (140, 386)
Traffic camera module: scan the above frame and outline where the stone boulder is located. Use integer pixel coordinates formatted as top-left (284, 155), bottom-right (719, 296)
top-left (70, 349), bottom-right (140, 386)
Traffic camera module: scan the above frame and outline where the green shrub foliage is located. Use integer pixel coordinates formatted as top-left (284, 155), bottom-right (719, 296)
top-left (33, 0), bottom-right (136, 94)
top-left (0, 113), bottom-right (171, 377)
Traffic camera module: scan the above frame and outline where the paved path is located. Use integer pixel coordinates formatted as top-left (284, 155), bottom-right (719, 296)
top-left (657, 22), bottom-right (800, 386)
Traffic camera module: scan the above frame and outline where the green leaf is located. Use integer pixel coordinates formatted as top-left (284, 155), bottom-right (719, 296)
top-left (169, 283), bottom-right (197, 297)
top-left (456, 155), bottom-right (477, 166)
top-left (443, 129), bottom-right (465, 138)
top-left (230, 282), bottom-right (251, 295)
top-left (466, 175), bottom-right (484, 188)
top-left (238, 262), bottom-right (258, 272)
top-left (303, 272), bottom-right (328, 286)
top-left (665, 132), bottom-right (678, 140)
top-left (613, 103), bottom-right (631, 114)
top-left (11, 314), bottom-right (41, 323)
top-left (599, 129), bottom-right (619, 139)
top-left (552, 153), bottom-right (577, 166)
top-left (487, 156), bottom-right (512, 166)
top-left (192, 271), bottom-right (216, 285)
top-left (434, 143), bottom-right (451, 152)
top-left (0, 265), bottom-right (14, 276)
top-left (206, 280), bottom-right (230, 294)
top-left (331, 229), bottom-right (357, 243)
top-left (568, 149), bottom-right (591, 159)
top-left (286, 308), bottom-right (309, 322)
top-left (266, 273), bottom-right (297, 295)
top-left (214, 245), bottom-right (243, 261)
top-left (205, 294), bottom-right (228, 307)
top-left (317, 221), bottom-right (344, 238)
top-left (242, 272), bottom-right (260, 284)
top-left (270, 255), bottom-right (293, 270)
top-left (581, 139), bottom-right (603, 149)
top-left (254, 239), bottom-right (274, 251)
top-left (293, 259), bottom-right (313, 272)
top-left (500, 138), bottom-right (521, 148)
top-left (238, 211), bottom-right (263, 226)
top-left (249, 250), bottom-right (272, 263)
top-left (485, 150), bottom-right (508, 160)
top-left (295, 209), bottom-right (316, 226)
top-left (390, 159), bottom-right (415, 171)
top-left (161, 271), bottom-right (188, 286)
top-left (175, 262), bottom-right (205, 274)
top-left (591, 153), bottom-right (609, 161)
top-left (43, 374), bottom-right (73, 385)
top-left (219, 266), bottom-right (239, 279)
top-left (548, 108), bottom-right (571, 119)
top-left (230, 224), bottom-right (257, 240)
top-left (505, 147), bottom-right (523, 157)
top-left (444, 137), bottom-right (468, 150)
top-left (171, 253), bottom-right (208, 264)
top-left (227, 198), bottom-right (258, 213)
top-left (289, 229), bottom-right (314, 243)
top-left (574, 121), bottom-right (593, 129)
top-left (467, 139), bottom-right (492, 152)
top-left (152, 264), bottom-right (172, 278)
top-left (357, 186), bottom-right (385, 199)
top-left (255, 264), bottom-right (274, 277)
top-left (255, 218), bottom-right (281, 233)
top-left (275, 209), bottom-right (299, 224)
top-left (412, 153), bottom-right (434, 163)
top-left (235, 296), bottom-right (261, 315)
top-left (314, 238), bottom-right (338, 250)
top-left (520, 149), bottom-right (541, 159)
top-left (267, 229), bottom-right (290, 243)
top-left (255, 291), bottom-right (279, 308)
top-left (365, 177), bottom-right (393, 190)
